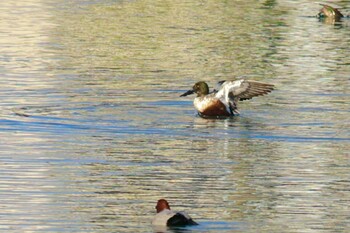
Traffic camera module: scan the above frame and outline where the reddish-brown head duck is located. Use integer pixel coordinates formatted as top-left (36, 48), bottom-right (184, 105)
top-left (156, 199), bottom-right (171, 213)
top-left (152, 199), bottom-right (198, 226)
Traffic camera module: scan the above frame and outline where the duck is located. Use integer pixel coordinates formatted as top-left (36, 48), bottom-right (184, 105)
top-left (317, 4), bottom-right (344, 21)
top-left (180, 79), bottom-right (274, 117)
top-left (152, 199), bottom-right (198, 227)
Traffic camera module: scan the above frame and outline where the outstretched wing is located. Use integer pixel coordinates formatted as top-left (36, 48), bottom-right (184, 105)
top-left (217, 79), bottom-right (274, 100)
top-left (215, 80), bottom-right (274, 115)
top-left (232, 80), bottom-right (275, 101)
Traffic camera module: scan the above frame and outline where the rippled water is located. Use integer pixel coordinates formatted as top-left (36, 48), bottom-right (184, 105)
top-left (0, 0), bottom-right (349, 232)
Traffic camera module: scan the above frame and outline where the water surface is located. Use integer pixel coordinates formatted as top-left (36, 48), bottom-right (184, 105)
top-left (0, 0), bottom-right (349, 232)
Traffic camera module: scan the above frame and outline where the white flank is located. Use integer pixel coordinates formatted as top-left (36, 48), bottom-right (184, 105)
top-left (152, 209), bottom-right (176, 226)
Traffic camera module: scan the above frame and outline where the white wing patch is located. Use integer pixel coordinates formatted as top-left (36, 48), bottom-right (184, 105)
top-left (215, 80), bottom-right (244, 103)
top-left (215, 80), bottom-right (244, 113)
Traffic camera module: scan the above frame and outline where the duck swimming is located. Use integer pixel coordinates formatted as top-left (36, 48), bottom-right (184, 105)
top-left (152, 199), bottom-right (198, 227)
top-left (180, 79), bottom-right (274, 117)
top-left (318, 4), bottom-right (345, 21)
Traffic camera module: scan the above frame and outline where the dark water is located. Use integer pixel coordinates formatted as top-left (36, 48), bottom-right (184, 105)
top-left (0, 0), bottom-right (349, 232)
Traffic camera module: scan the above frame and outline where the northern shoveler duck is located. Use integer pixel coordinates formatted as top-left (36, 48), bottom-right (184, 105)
top-left (180, 79), bottom-right (274, 117)
top-left (318, 4), bottom-right (344, 21)
top-left (152, 199), bottom-right (198, 227)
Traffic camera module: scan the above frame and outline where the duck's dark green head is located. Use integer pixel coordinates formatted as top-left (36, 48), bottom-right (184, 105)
top-left (180, 81), bottom-right (209, 97)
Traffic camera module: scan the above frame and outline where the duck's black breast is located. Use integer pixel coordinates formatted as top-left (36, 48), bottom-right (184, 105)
top-left (166, 213), bottom-right (198, 226)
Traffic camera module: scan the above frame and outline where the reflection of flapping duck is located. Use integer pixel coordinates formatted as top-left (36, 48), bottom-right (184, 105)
top-left (152, 199), bottom-right (198, 227)
top-left (180, 80), bottom-right (274, 118)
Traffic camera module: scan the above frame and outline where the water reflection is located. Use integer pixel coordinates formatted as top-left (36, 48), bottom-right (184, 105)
top-left (0, 0), bottom-right (349, 232)
top-left (153, 221), bottom-right (244, 233)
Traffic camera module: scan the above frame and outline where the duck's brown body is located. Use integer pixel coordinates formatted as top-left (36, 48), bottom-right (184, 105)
top-left (194, 96), bottom-right (231, 117)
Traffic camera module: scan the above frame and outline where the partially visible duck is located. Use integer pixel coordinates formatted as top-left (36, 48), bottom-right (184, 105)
top-left (318, 4), bottom-right (344, 21)
top-left (152, 199), bottom-right (198, 226)
top-left (180, 79), bottom-right (274, 118)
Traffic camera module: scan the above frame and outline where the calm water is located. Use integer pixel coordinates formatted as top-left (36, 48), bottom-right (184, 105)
top-left (0, 0), bottom-right (349, 232)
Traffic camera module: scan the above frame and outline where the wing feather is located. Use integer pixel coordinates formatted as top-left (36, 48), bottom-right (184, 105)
top-left (235, 80), bottom-right (274, 101)
top-left (214, 79), bottom-right (274, 114)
